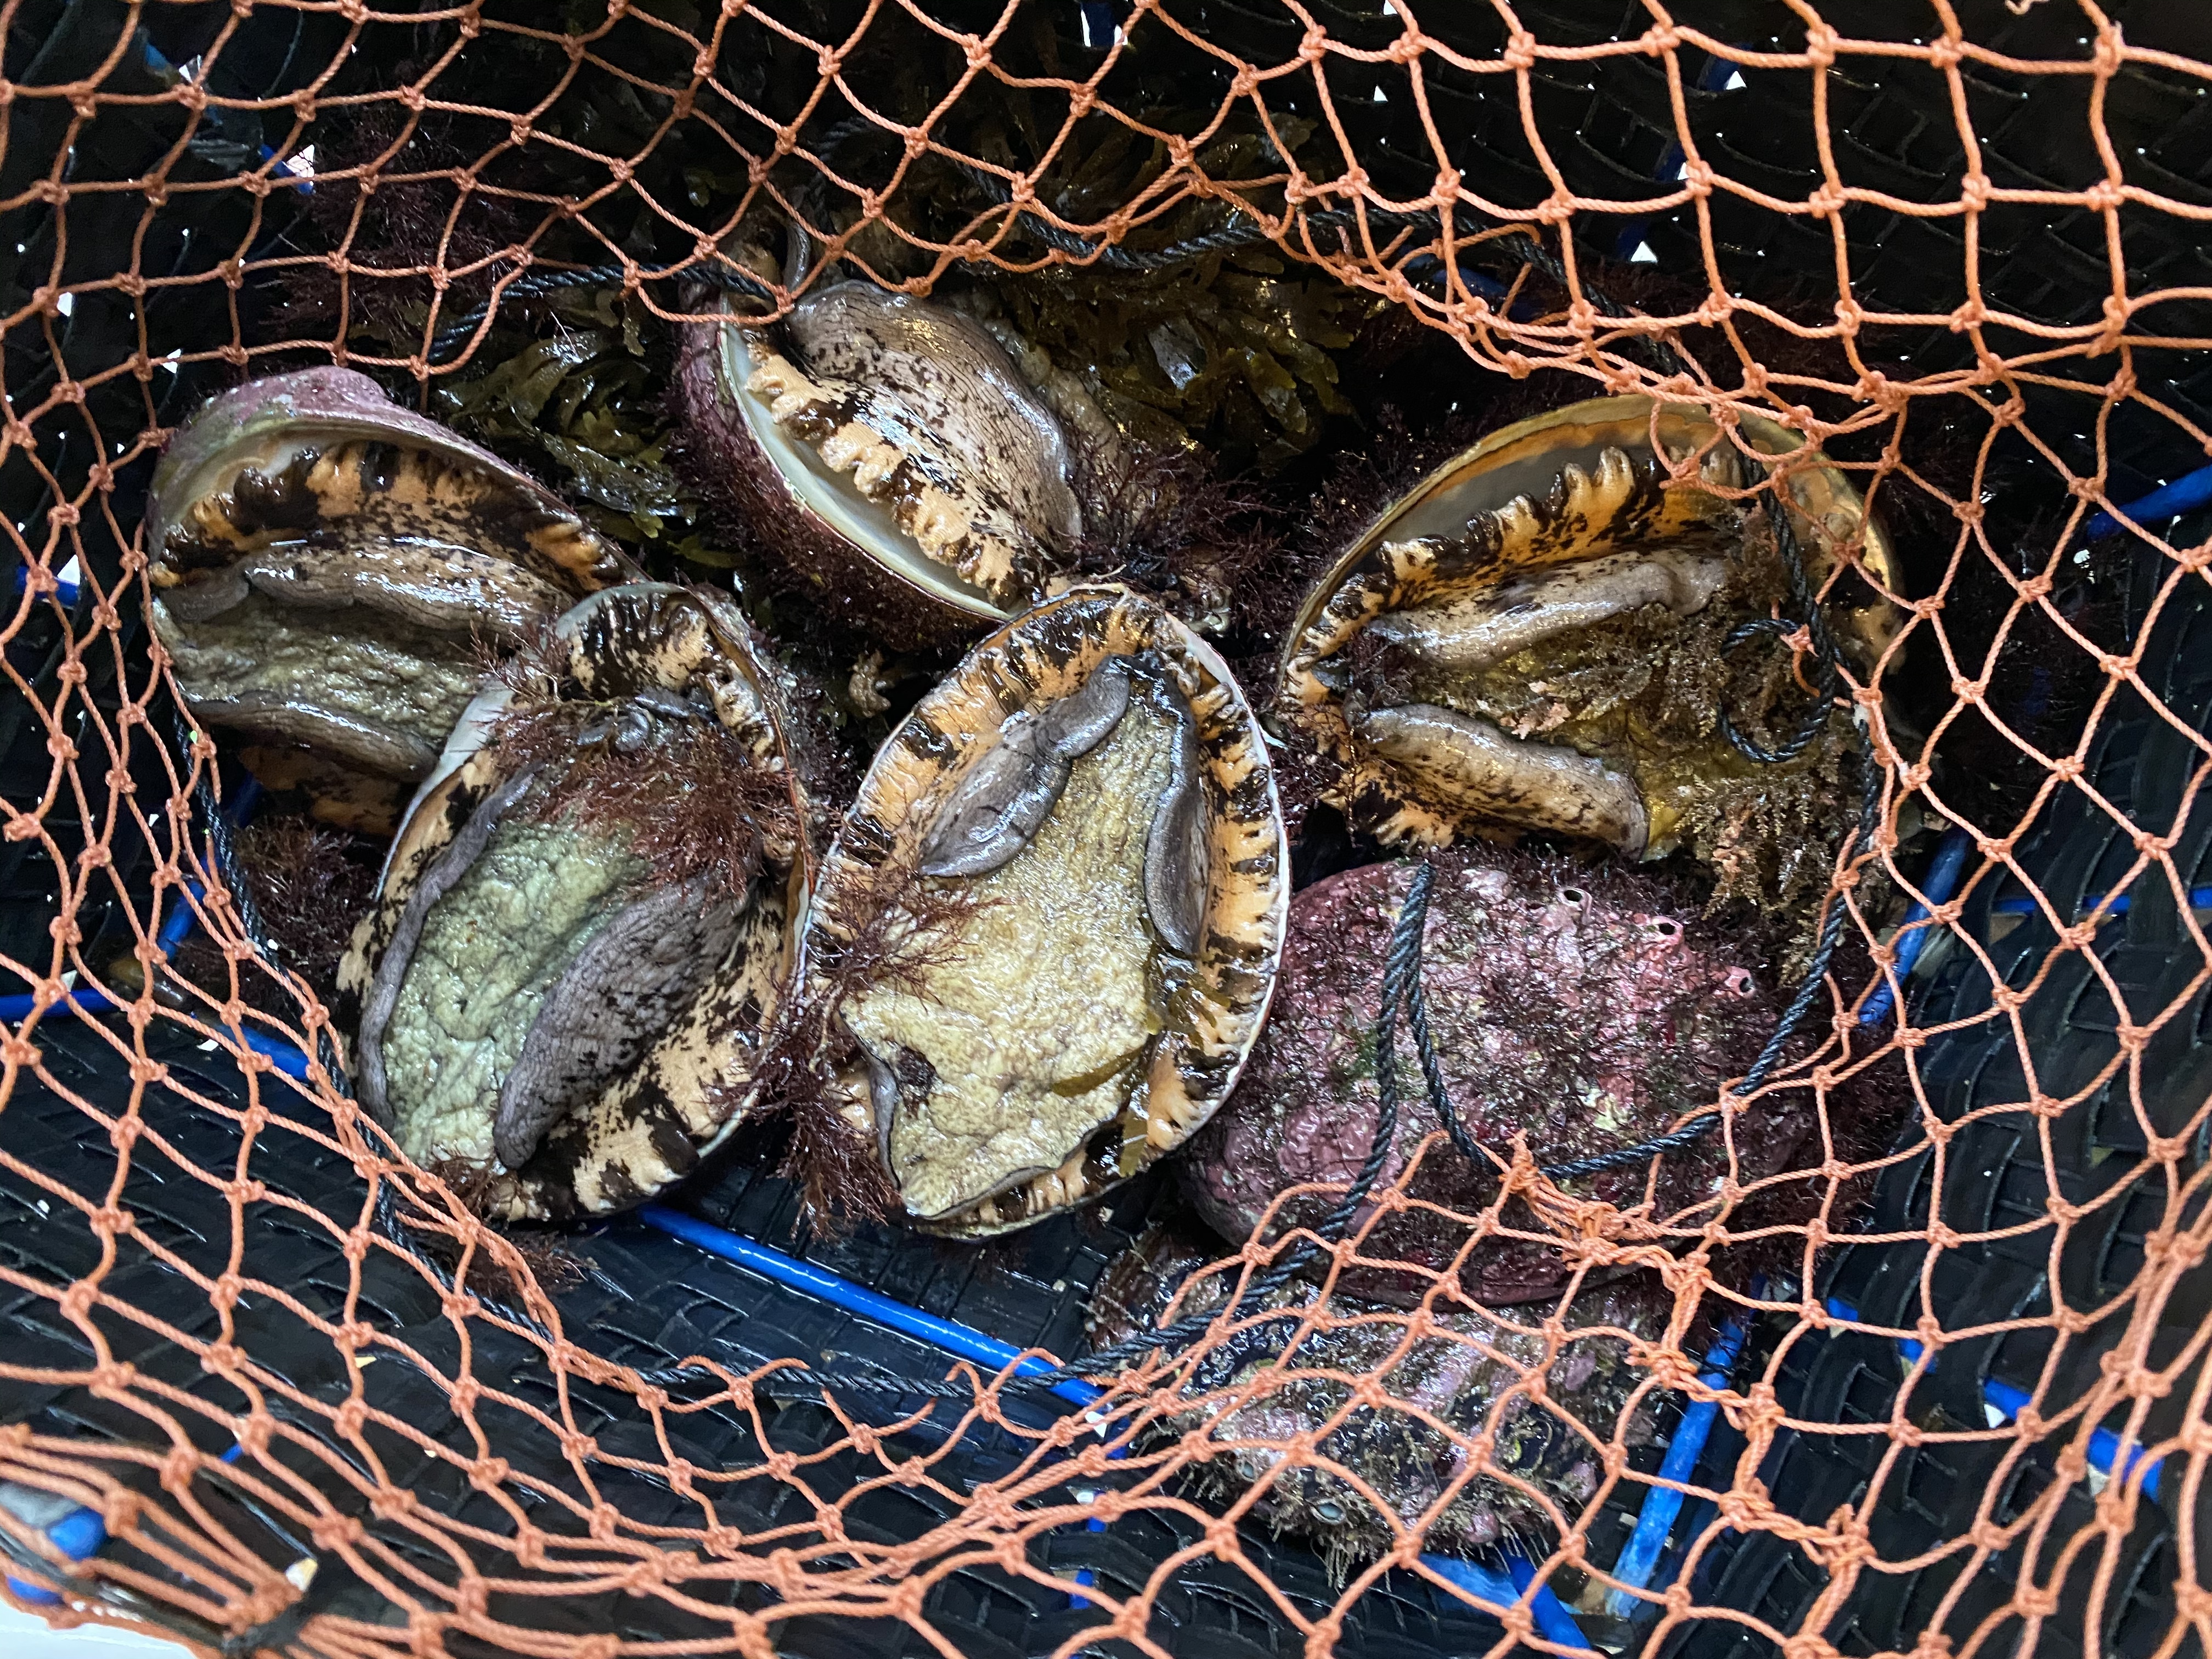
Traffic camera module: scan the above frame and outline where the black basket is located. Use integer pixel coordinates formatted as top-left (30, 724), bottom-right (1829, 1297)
top-left (5, 3), bottom-right (2211, 1655)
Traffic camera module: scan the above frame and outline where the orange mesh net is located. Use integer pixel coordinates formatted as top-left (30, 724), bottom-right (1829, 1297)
top-left (2, 2), bottom-right (2209, 1655)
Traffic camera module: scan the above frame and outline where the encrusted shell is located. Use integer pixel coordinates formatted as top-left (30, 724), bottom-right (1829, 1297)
top-left (334, 583), bottom-right (815, 1222)
top-left (797, 585), bottom-right (1288, 1237)
top-left (1087, 1223), bottom-right (1671, 1577)
top-left (1181, 853), bottom-right (1810, 1307)
top-left (148, 366), bottom-right (629, 830)
top-left (1279, 394), bottom-right (1901, 853)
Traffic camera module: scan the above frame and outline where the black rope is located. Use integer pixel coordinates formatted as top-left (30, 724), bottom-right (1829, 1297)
top-left (1720, 506), bottom-right (1853, 765)
top-left (1057, 859), bottom-right (1437, 1381)
top-left (424, 258), bottom-right (776, 364)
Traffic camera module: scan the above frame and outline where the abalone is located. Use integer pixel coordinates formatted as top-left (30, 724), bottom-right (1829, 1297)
top-left (148, 366), bottom-right (628, 830)
top-left (675, 280), bottom-right (1124, 646)
top-left (335, 583), bottom-right (815, 1222)
top-left (1087, 1222), bottom-right (1671, 1579)
top-left (1279, 396), bottom-right (1901, 915)
top-left (796, 585), bottom-right (1286, 1235)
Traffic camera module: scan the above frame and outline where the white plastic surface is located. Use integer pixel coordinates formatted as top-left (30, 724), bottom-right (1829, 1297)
top-left (0, 1599), bottom-right (184, 1656)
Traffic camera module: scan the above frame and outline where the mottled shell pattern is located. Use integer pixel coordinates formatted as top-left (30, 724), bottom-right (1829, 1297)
top-left (335, 583), bottom-right (812, 1222)
top-left (1088, 1223), bottom-right (1669, 1576)
top-left (147, 367), bottom-right (629, 827)
top-left (678, 279), bottom-right (1103, 646)
top-left (1279, 395), bottom-right (1900, 854)
top-left (798, 585), bottom-right (1288, 1237)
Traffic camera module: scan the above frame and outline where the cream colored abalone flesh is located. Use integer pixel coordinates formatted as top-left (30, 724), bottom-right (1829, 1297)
top-left (799, 585), bottom-right (1287, 1237)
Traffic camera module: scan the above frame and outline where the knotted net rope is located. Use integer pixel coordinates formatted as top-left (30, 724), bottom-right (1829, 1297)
top-left (2, 3), bottom-right (2209, 1656)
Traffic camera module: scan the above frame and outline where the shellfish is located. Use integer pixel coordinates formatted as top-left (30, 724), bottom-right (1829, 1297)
top-left (1182, 852), bottom-right (1809, 1307)
top-left (1087, 1222), bottom-right (1669, 1577)
top-left (334, 583), bottom-right (815, 1222)
top-left (675, 280), bottom-right (1132, 646)
top-left (797, 585), bottom-right (1286, 1235)
top-left (148, 366), bottom-right (628, 830)
top-left (1280, 396), bottom-right (1900, 911)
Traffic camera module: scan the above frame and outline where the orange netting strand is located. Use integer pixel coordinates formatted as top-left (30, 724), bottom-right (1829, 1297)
top-left (1, 2), bottom-right (2209, 1655)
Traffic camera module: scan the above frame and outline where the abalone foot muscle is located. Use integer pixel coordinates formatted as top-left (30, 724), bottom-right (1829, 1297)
top-left (797, 585), bottom-right (1285, 1238)
top-left (352, 764), bottom-right (544, 1127)
top-left (157, 544), bottom-right (568, 636)
top-left (495, 879), bottom-right (746, 1170)
top-left (183, 695), bottom-right (442, 781)
top-left (918, 654), bottom-right (1133, 878)
top-left (1365, 546), bottom-right (1733, 674)
top-left (1360, 704), bottom-right (1648, 854)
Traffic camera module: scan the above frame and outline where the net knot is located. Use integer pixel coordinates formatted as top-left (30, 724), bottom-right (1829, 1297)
top-left (1503, 29), bottom-right (1538, 70)
top-left (620, 1554), bottom-right (672, 1594)
top-left (1714, 1475), bottom-right (1777, 1534)
top-left (367, 1477), bottom-right (416, 1522)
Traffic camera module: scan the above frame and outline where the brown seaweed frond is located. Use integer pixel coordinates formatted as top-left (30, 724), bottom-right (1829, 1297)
top-left (472, 612), bottom-right (572, 702)
top-left (736, 1010), bottom-right (896, 1228)
top-left (271, 97), bottom-right (540, 351)
top-left (171, 812), bottom-right (382, 1020)
top-left (421, 1154), bottom-right (505, 1217)
top-left (489, 705), bottom-right (800, 909)
top-left (231, 815), bottom-right (382, 991)
top-left (412, 1159), bottom-right (591, 1300)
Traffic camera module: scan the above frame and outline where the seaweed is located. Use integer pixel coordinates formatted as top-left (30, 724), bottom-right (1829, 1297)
top-left (435, 292), bottom-right (744, 585)
top-left (743, 861), bottom-right (998, 1229)
top-left (161, 814), bottom-right (383, 1023)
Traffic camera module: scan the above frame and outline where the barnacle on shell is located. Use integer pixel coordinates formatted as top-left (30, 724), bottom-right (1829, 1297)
top-left (1279, 395), bottom-right (1902, 913)
top-left (148, 366), bottom-right (629, 831)
top-left (795, 585), bottom-right (1286, 1236)
top-left (334, 583), bottom-right (816, 1222)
